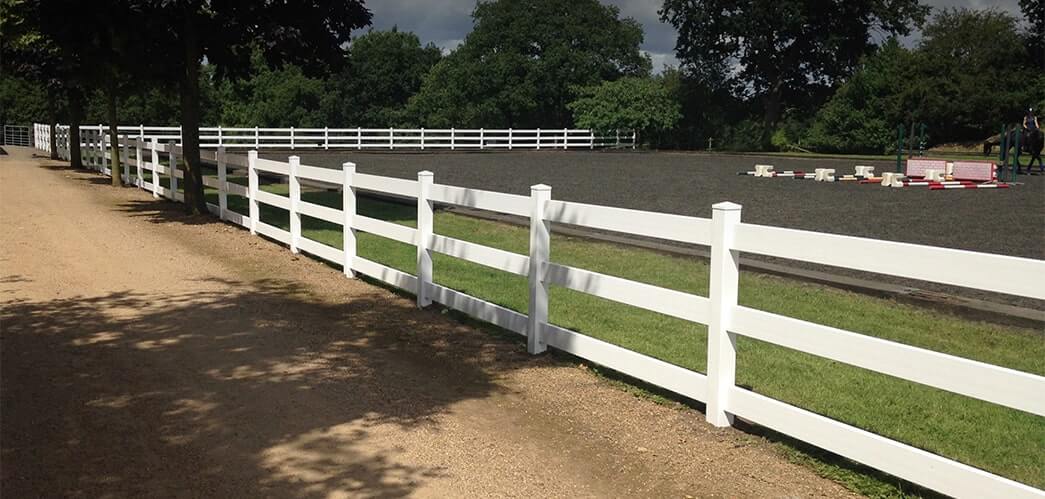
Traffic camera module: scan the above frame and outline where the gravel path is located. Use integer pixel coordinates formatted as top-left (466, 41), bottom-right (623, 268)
top-left (1, 146), bottom-right (855, 498)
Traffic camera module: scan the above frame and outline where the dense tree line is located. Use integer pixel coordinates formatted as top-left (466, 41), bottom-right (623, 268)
top-left (3, 0), bottom-right (1043, 174)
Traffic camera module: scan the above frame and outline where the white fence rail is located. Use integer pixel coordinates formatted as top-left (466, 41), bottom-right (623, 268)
top-left (36, 124), bottom-right (1045, 499)
top-left (38, 123), bottom-right (634, 151)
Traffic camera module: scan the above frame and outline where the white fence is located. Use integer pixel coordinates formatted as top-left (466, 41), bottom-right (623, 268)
top-left (39, 124), bottom-right (1045, 498)
top-left (39, 123), bottom-right (634, 151)
top-left (6, 124), bottom-right (32, 147)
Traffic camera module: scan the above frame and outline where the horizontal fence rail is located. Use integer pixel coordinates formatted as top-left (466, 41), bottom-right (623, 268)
top-left (34, 123), bottom-right (1045, 499)
top-left (39, 123), bottom-right (635, 152)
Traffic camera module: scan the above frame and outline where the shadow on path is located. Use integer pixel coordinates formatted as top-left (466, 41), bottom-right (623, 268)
top-left (1, 276), bottom-right (531, 497)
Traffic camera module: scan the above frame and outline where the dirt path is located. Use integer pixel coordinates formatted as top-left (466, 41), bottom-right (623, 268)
top-left (1, 147), bottom-right (856, 498)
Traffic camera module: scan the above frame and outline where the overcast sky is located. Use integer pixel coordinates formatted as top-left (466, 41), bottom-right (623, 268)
top-left (358, 0), bottom-right (1024, 72)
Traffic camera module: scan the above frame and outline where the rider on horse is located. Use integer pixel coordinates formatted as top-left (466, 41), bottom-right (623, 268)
top-left (1025, 108), bottom-right (1040, 131)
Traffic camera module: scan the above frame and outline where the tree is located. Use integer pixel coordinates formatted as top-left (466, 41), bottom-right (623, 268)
top-left (331, 28), bottom-right (441, 126)
top-left (129, 0), bottom-right (371, 214)
top-left (568, 77), bottom-right (680, 145)
top-left (2, 0), bottom-right (98, 166)
top-left (660, 0), bottom-right (929, 148)
top-left (912, 8), bottom-right (1033, 142)
top-left (408, 0), bottom-right (650, 128)
top-left (216, 51), bottom-right (330, 128)
top-left (804, 9), bottom-right (1040, 153)
top-left (803, 39), bottom-right (916, 154)
top-left (1021, 0), bottom-right (1044, 69)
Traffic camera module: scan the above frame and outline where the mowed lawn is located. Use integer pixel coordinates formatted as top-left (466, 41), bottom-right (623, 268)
top-left (145, 169), bottom-right (1044, 494)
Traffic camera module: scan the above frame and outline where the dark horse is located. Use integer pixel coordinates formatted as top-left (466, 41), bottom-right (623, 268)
top-left (988, 128), bottom-right (1045, 174)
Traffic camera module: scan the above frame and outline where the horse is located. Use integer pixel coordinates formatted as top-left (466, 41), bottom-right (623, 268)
top-left (983, 133), bottom-right (1002, 156)
top-left (1021, 127), bottom-right (1045, 174)
top-left (995, 127), bottom-right (1044, 175)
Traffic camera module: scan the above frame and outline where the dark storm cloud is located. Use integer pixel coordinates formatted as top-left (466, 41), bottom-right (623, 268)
top-left (359, 0), bottom-right (1025, 71)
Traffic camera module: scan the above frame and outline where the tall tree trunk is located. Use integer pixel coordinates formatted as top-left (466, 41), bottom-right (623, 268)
top-left (760, 90), bottom-right (782, 150)
top-left (107, 84), bottom-right (122, 187)
top-left (180, 11), bottom-right (207, 214)
top-left (48, 99), bottom-right (58, 160)
top-left (68, 88), bottom-right (84, 169)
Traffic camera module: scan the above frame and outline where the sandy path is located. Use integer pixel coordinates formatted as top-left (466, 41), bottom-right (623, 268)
top-left (0, 147), bottom-right (856, 498)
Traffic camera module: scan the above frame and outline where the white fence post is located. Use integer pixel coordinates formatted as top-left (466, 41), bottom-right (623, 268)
top-left (417, 171), bottom-right (434, 307)
top-left (121, 134), bottom-right (131, 184)
top-left (290, 126), bottom-right (295, 150)
top-left (632, 130), bottom-right (637, 150)
top-left (248, 150), bottom-right (259, 235)
top-left (255, 126), bottom-right (260, 148)
top-left (420, 127), bottom-right (425, 150)
top-left (536, 128), bottom-right (541, 150)
top-left (83, 128), bottom-right (91, 167)
top-left (480, 128), bottom-right (485, 150)
top-left (509, 128), bottom-right (513, 150)
top-left (139, 124), bottom-right (144, 142)
top-left (324, 127), bottom-right (329, 150)
top-left (150, 138), bottom-right (159, 198)
top-left (168, 141), bottom-right (178, 199)
top-left (563, 128), bottom-right (568, 150)
top-left (589, 130), bottom-right (595, 149)
top-left (98, 125), bottom-right (104, 171)
top-left (707, 201), bottom-right (742, 427)
top-left (528, 184), bottom-right (551, 354)
top-left (357, 127), bottom-right (362, 150)
top-left (101, 132), bottom-right (109, 175)
top-left (135, 137), bottom-right (143, 187)
top-left (342, 162), bottom-right (356, 278)
top-left (217, 146), bottom-right (227, 220)
top-left (389, 127), bottom-right (394, 149)
top-left (615, 130), bottom-right (620, 148)
top-left (217, 125), bottom-right (223, 147)
top-left (451, 128), bottom-right (456, 150)
top-left (289, 155), bottom-right (301, 254)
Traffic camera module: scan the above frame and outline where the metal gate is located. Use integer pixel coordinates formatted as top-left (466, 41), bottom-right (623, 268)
top-left (2, 125), bottom-right (31, 146)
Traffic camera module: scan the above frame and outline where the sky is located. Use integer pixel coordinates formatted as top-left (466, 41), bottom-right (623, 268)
top-left (358, 0), bottom-right (1024, 73)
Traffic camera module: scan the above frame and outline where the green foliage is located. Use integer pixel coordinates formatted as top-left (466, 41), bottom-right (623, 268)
top-left (805, 9), bottom-right (1040, 153)
top-left (568, 77), bottom-right (680, 142)
top-left (215, 53), bottom-right (330, 128)
top-left (0, 75), bottom-right (49, 124)
top-left (804, 39), bottom-right (914, 154)
top-left (408, 0), bottom-right (650, 128)
top-left (660, 0), bottom-right (930, 146)
top-left (331, 29), bottom-right (442, 127)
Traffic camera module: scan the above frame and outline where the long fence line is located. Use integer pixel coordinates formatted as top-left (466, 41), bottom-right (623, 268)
top-left (37, 124), bottom-right (1045, 499)
top-left (33, 123), bottom-right (634, 151)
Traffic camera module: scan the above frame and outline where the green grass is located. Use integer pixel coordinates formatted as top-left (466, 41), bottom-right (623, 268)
top-left (191, 180), bottom-right (1045, 496)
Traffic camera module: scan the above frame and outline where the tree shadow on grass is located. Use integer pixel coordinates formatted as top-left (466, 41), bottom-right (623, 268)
top-left (1, 277), bottom-right (532, 497)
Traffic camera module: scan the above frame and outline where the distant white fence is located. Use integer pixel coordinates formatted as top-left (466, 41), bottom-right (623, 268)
top-left (36, 123), bottom-right (634, 151)
top-left (6, 124), bottom-right (31, 147)
top-left (39, 124), bottom-right (1045, 499)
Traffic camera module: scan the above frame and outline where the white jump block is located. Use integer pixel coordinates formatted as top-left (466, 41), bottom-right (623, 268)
top-left (881, 172), bottom-right (905, 186)
top-left (814, 168), bottom-right (835, 181)
top-left (754, 164), bottom-right (774, 177)
top-left (925, 169), bottom-right (945, 182)
top-left (854, 165), bottom-right (875, 177)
